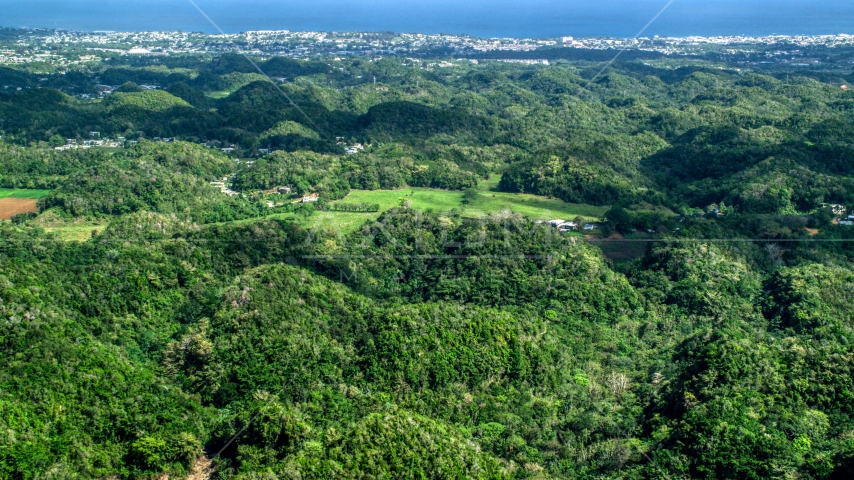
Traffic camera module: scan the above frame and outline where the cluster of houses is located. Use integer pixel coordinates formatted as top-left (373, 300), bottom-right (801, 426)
top-left (56, 133), bottom-right (186, 151)
top-left (212, 181), bottom-right (320, 205)
top-left (209, 177), bottom-right (238, 196)
top-left (542, 219), bottom-right (578, 233)
top-left (269, 185), bottom-right (319, 203)
top-left (202, 142), bottom-right (240, 154)
top-left (3, 78), bottom-right (162, 101)
top-left (836, 208), bottom-right (854, 227)
top-left (336, 138), bottom-right (365, 155)
top-left (823, 203), bottom-right (847, 216)
top-left (55, 133), bottom-right (125, 151)
top-left (701, 203), bottom-right (731, 218)
top-left (818, 203), bottom-right (854, 226)
top-left (89, 84), bottom-right (115, 99)
top-left (78, 83), bottom-right (159, 100)
top-left (538, 219), bottom-right (598, 232)
top-left (203, 143), bottom-right (278, 156)
top-left (345, 143), bottom-right (365, 155)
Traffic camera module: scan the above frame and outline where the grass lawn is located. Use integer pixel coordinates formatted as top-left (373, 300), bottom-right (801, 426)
top-left (297, 185), bottom-right (607, 235)
top-left (301, 211), bottom-right (382, 235)
top-left (0, 188), bottom-right (51, 199)
top-left (205, 91), bottom-right (232, 99)
top-left (213, 210), bottom-right (383, 236)
top-left (342, 183), bottom-right (608, 221)
top-left (44, 224), bottom-right (108, 242)
top-left (29, 208), bottom-right (108, 241)
top-left (469, 175), bottom-right (607, 219)
top-left (214, 178), bottom-right (610, 235)
top-left (344, 188), bottom-right (464, 213)
top-left (478, 175), bottom-right (502, 190)
top-left (466, 191), bottom-right (607, 220)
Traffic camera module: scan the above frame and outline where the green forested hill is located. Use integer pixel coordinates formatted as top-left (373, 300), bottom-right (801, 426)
top-left (3, 210), bottom-right (854, 478)
top-left (37, 142), bottom-right (267, 222)
top-left (2, 58), bottom-right (852, 218)
top-left (1, 50), bottom-right (854, 479)
top-left (104, 90), bottom-right (192, 112)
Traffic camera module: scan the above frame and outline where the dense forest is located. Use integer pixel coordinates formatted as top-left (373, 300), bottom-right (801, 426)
top-left (2, 44), bottom-right (854, 479)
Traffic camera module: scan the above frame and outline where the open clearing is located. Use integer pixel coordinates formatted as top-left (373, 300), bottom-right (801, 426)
top-left (42, 224), bottom-right (108, 242)
top-left (0, 189), bottom-right (49, 220)
top-left (219, 183), bottom-right (609, 235)
top-left (0, 198), bottom-right (38, 219)
top-left (30, 208), bottom-right (109, 241)
top-left (0, 188), bottom-right (51, 199)
top-left (348, 175), bottom-right (608, 219)
top-left (205, 91), bottom-right (231, 99)
top-left (325, 181), bottom-right (609, 233)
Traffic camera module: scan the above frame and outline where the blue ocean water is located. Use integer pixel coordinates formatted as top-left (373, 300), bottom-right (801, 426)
top-left (3, 0), bottom-right (853, 38)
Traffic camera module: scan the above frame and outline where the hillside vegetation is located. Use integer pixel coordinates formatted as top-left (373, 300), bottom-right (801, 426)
top-left (1, 51), bottom-right (854, 479)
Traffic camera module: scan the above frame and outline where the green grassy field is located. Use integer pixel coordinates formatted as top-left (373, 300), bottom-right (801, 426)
top-left (218, 210), bottom-right (382, 234)
top-left (466, 191), bottom-right (607, 220)
top-left (303, 184), bottom-right (607, 235)
top-left (342, 180), bottom-right (608, 221)
top-left (300, 211), bottom-right (380, 235)
top-left (27, 208), bottom-right (109, 241)
top-left (205, 91), bottom-right (231, 99)
top-left (0, 189), bottom-right (51, 199)
top-left (344, 188), bottom-right (464, 213)
top-left (214, 177), bottom-right (609, 235)
top-left (43, 224), bottom-right (108, 242)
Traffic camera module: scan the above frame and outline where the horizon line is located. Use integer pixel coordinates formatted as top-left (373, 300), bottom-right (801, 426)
top-left (5, 25), bottom-right (854, 42)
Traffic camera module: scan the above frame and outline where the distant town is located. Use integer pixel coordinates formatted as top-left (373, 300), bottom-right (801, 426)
top-left (2, 27), bottom-right (854, 72)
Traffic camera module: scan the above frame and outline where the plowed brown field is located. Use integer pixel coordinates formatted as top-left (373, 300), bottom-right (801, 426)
top-left (0, 198), bottom-right (38, 219)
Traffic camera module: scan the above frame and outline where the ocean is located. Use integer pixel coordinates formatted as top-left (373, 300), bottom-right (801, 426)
top-left (3, 0), bottom-right (854, 38)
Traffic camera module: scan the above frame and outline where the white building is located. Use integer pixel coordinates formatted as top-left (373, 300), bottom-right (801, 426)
top-left (126, 47), bottom-right (152, 56)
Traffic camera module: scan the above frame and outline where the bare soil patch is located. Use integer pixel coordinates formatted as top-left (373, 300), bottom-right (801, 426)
top-left (186, 456), bottom-right (213, 480)
top-left (0, 198), bottom-right (38, 220)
